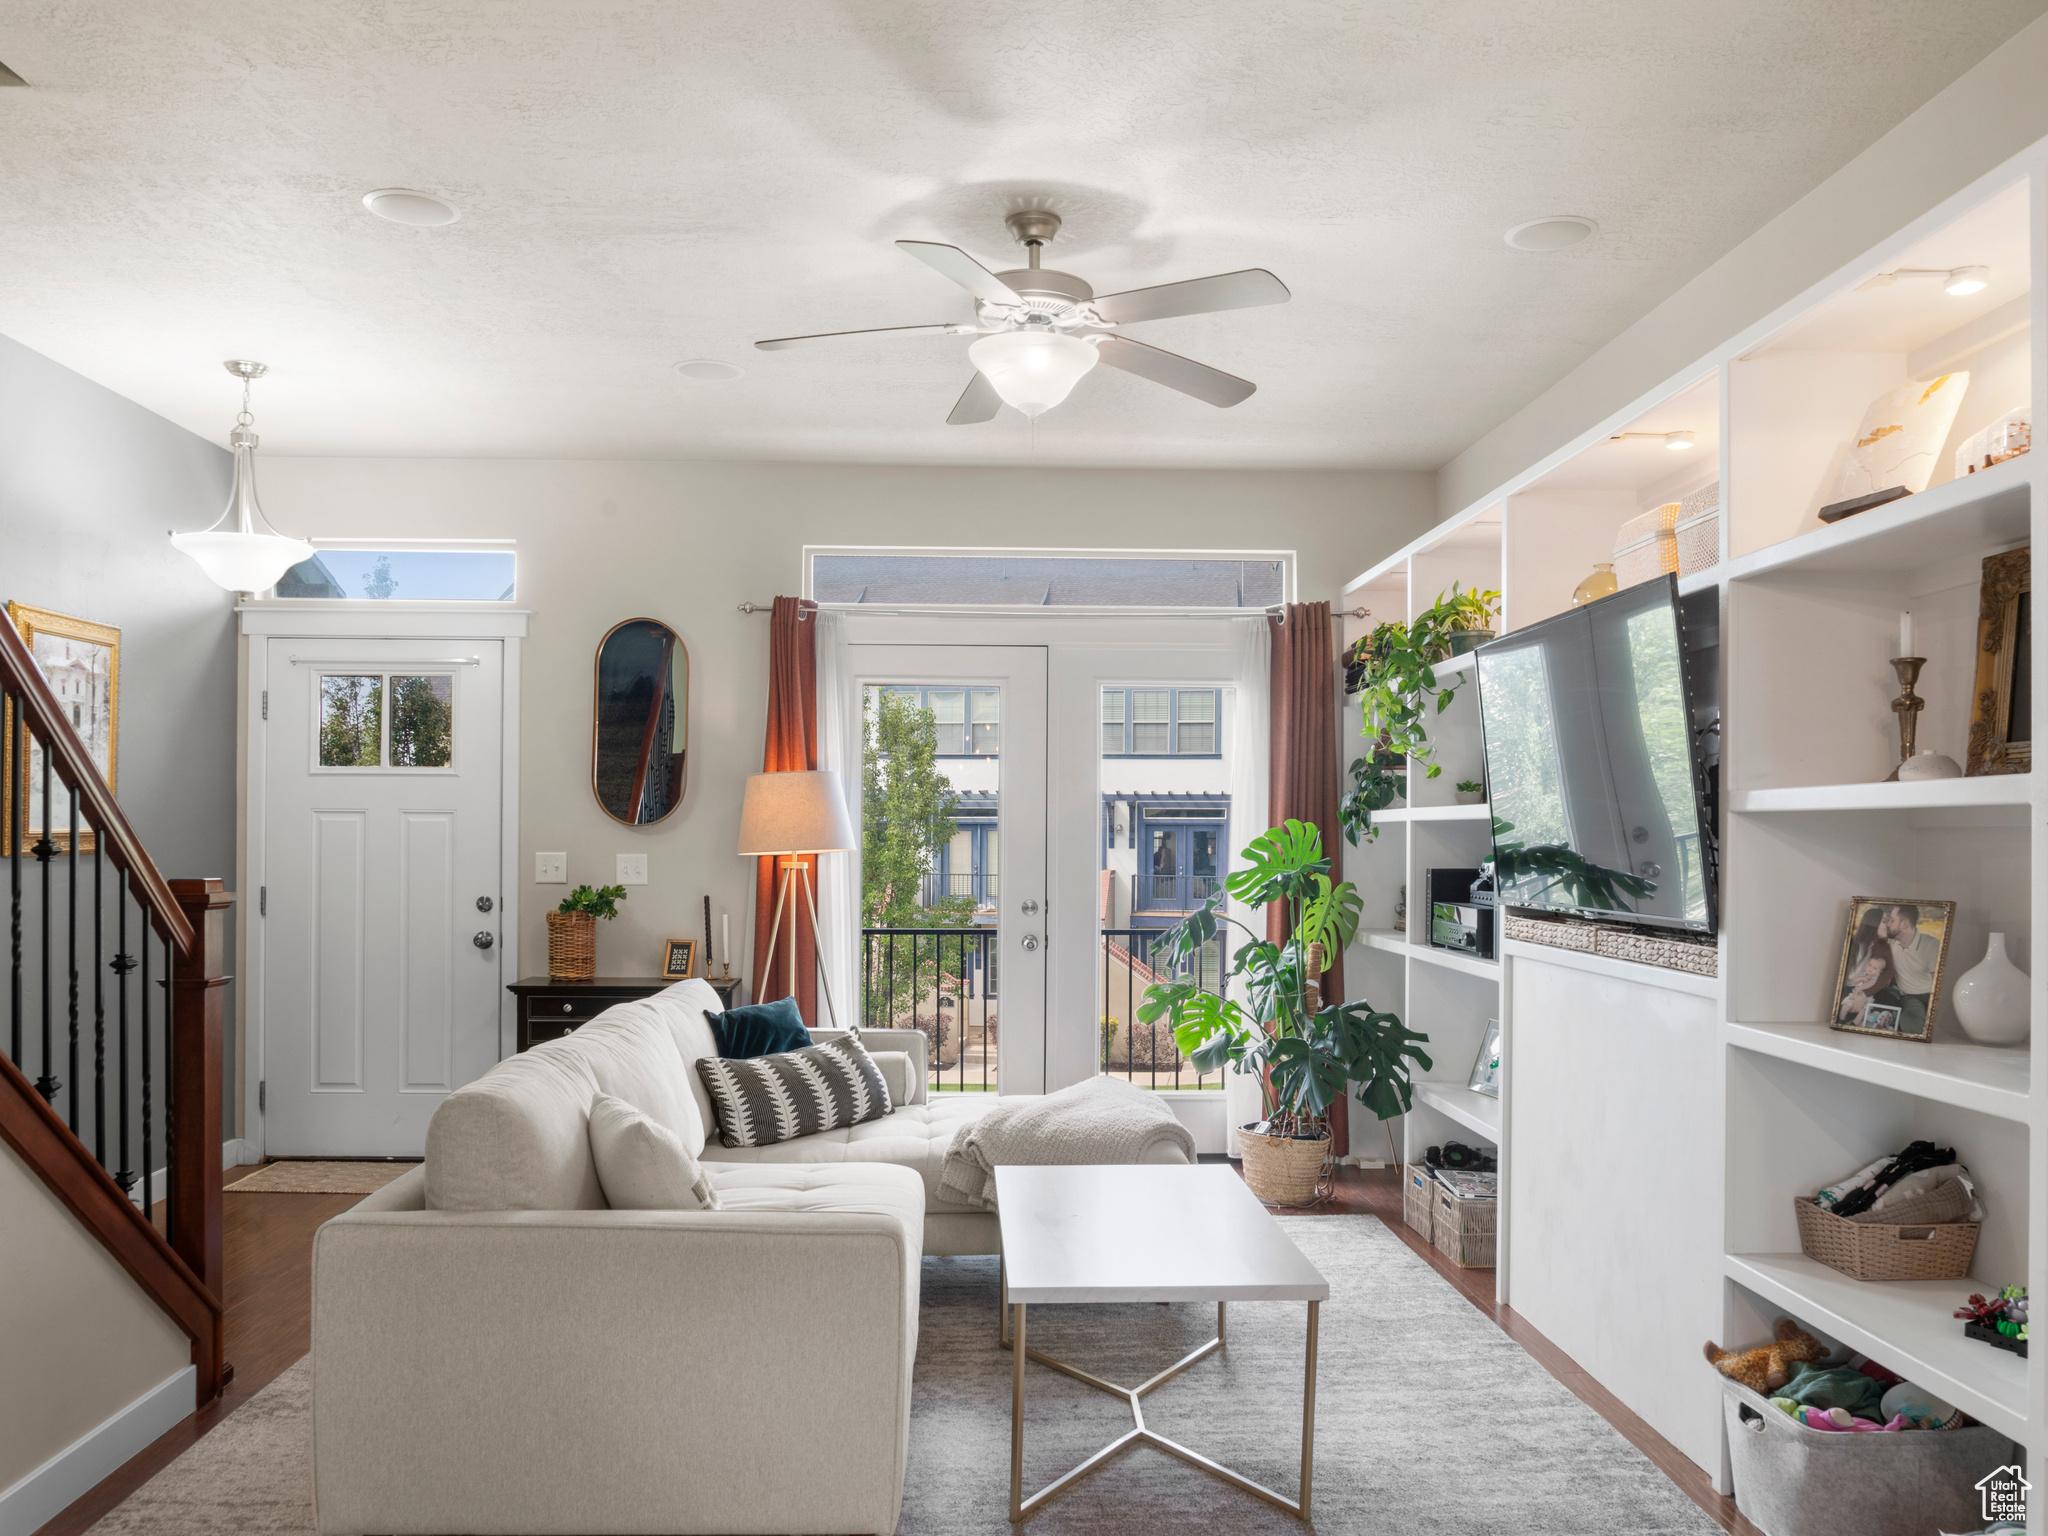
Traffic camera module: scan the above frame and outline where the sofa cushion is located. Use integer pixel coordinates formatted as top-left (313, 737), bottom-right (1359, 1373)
top-left (705, 1162), bottom-right (926, 1256)
top-left (701, 1094), bottom-right (996, 1214)
top-left (641, 979), bottom-right (723, 1152)
top-left (710, 995), bottom-right (810, 1058)
top-left (588, 1092), bottom-right (722, 1211)
top-left (696, 1035), bottom-right (892, 1148)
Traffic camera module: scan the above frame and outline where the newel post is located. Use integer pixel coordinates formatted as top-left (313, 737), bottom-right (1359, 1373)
top-left (170, 879), bottom-right (231, 1321)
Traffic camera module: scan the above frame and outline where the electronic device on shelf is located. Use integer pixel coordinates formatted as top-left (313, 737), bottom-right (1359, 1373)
top-left (1427, 865), bottom-right (1496, 959)
top-left (1475, 572), bottom-right (1720, 934)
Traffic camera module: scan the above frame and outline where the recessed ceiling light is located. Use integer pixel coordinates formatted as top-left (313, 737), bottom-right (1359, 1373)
top-left (362, 188), bottom-right (460, 227)
top-left (675, 360), bottom-right (744, 382)
top-left (1505, 216), bottom-right (1598, 252)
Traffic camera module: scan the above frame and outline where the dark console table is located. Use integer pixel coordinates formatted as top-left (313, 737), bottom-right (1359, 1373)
top-left (508, 974), bottom-right (742, 1052)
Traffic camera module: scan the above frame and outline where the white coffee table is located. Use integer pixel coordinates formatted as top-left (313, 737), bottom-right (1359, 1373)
top-left (994, 1163), bottom-right (1329, 1523)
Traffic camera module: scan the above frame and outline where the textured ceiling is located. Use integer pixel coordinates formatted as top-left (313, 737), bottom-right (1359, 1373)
top-left (0, 1), bottom-right (2042, 469)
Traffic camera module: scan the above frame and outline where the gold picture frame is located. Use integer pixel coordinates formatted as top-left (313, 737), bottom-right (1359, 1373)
top-left (1967, 546), bottom-right (2029, 776)
top-left (662, 938), bottom-right (699, 980)
top-left (1828, 896), bottom-right (1955, 1043)
top-left (3, 602), bottom-right (121, 856)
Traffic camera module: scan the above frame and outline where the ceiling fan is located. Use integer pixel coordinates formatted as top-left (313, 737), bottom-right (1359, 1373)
top-left (754, 211), bottom-right (1290, 423)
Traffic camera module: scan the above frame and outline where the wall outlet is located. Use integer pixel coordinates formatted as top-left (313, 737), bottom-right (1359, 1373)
top-left (535, 852), bottom-right (568, 884)
top-left (617, 853), bottom-right (649, 886)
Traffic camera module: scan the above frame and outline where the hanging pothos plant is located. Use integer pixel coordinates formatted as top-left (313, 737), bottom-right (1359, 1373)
top-left (1339, 584), bottom-right (1500, 847)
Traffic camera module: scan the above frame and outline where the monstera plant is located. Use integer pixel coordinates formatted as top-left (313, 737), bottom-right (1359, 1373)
top-left (1138, 820), bottom-right (1431, 1202)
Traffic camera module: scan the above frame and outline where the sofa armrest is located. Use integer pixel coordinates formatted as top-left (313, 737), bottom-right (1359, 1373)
top-left (815, 1027), bottom-right (927, 1104)
top-left (312, 1206), bottom-right (917, 1535)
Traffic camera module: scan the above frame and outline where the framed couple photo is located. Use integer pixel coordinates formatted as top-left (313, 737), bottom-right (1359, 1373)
top-left (1829, 897), bottom-right (1955, 1042)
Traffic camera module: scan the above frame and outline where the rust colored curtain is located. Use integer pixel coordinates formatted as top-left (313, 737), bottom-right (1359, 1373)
top-left (751, 597), bottom-right (820, 1023)
top-left (1268, 600), bottom-right (1349, 1155)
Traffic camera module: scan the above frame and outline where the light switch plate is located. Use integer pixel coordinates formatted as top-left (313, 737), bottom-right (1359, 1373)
top-left (617, 853), bottom-right (649, 886)
top-left (535, 852), bottom-right (568, 884)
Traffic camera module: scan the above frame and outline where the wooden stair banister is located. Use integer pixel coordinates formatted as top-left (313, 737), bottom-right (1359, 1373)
top-left (1, 616), bottom-right (228, 1404)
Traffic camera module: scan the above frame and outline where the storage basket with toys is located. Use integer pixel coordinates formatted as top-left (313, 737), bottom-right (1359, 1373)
top-left (1797, 1140), bottom-right (1982, 1282)
top-left (1704, 1318), bottom-right (2020, 1536)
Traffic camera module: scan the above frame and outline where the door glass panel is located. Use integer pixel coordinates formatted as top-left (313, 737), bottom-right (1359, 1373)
top-left (389, 675), bottom-right (454, 767)
top-left (860, 683), bottom-right (1000, 1092)
top-left (319, 675), bottom-right (383, 767)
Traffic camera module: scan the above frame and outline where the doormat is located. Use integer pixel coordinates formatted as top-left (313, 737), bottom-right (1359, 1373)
top-left (226, 1161), bottom-right (417, 1195)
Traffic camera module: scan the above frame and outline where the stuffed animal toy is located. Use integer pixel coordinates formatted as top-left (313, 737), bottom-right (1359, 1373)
top-left (1702, 1318), bottom-right (1830, 1393)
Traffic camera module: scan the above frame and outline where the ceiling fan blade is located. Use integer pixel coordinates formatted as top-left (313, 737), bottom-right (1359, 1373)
top-left (1093, 334), bottom-right (1256, 407)
top-left (897, 241), bottom-right (1024, 306)
top-left (947, 371), bottom-right (1001, 425)
top-left (1089, 268), bottom-right (1290, 326)
top-left (754, 323), bottom-right (958, 351)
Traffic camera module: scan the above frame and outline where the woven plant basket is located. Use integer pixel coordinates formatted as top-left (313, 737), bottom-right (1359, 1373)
top-left (1239, 1126), bottom-right (1332, 1206)
top-left (546, 910), bottom-right (598, 980)
top-left (1793, 1197), bottom-right (1978, 1281)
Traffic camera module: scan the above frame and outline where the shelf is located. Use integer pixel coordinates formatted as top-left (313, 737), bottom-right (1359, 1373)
top-left (1372, 802), bottom-right (1489, 824)
top-left (1354, 930), bottom-right (1502, 982)
top-left (1725, 452), bottom-right (2030, 586)
top-left (1413, 1081), bottom-right (1501, 1141)
top-left (1723, 1252), bottom-right (2029, 1441)
top-left (1500, 937), bottom-right (1722, 999)
top-left (1725, 1020), bottom-right (2031, 1121)
top-left (1731, 776), bottom-right (2032, 815)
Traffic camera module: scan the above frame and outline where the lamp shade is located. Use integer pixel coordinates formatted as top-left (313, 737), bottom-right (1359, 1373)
top-left (967, 330), bottom-right (1099, 418)
top-left (737, 770), bottom-right (857, 855)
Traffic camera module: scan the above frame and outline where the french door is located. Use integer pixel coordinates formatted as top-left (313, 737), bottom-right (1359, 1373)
top-left (845, 645), bottom-right (1048, 1095)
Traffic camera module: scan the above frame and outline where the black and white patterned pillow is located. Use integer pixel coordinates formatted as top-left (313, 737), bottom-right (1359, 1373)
top-left (694, 1033), bottom-right (893, 1148)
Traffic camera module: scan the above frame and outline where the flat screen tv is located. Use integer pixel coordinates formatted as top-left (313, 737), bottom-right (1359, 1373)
top-left (1475, 574), bottom-right (1718, 933)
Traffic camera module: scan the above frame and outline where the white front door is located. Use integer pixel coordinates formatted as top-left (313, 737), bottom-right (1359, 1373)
top-left (847, 644), bottom-right (1049, 1095)
top-left (262, 637), bottom-right (506, 1155)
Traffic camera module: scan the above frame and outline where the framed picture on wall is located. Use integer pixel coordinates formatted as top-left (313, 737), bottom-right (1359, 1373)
top-left (662, 938), bottom-right (699, 980)
top-left (3, 602), bottom-right (120, 856)
top-left (1829, 897), bottom-right (1955, 1043)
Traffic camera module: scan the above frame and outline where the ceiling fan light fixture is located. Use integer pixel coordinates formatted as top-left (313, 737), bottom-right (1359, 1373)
top-left (967, 331), bottom-right (1098, 418)
top-left (1945, 265), bottom-right (1990, 296)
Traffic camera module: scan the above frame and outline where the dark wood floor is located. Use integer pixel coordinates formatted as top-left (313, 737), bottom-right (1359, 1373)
top-left (38, 1162), bottom-right (1757, 1536)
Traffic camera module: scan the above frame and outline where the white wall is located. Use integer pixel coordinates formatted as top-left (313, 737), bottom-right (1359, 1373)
top-left (1437, 12), bottom-right (2048, 521)
top-left (257, 458), bottom-right (1434, 1024)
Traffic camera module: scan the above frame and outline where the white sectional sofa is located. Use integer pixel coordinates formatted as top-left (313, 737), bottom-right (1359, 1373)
top-left (311, 979), bottom-right (1188, 1535)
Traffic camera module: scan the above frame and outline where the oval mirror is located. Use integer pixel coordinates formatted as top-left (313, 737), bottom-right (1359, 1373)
top-left (593, 618), bottom-right (688, 825)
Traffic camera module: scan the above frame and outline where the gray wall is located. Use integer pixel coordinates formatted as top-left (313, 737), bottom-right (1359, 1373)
top-left (0, 332), bottom-right (239, 1135)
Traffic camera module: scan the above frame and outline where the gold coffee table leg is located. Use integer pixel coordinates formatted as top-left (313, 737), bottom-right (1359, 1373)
top-left (1005, 1296), bottom-right (1317, 1523)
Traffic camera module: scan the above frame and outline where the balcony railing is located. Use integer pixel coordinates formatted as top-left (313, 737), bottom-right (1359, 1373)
top-left (918, 871), bottom-right (999, 908)
top-left (861, 926), bottom-right (997, 1093)
top-left (1131, 871), bottom-right (1221, 911)
top-left (1099, 927), bottom-right (1223, 1091)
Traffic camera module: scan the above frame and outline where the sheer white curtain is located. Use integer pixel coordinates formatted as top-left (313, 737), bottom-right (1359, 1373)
top-left (1225, 615), bottom-right (1270, 1154)
top-left (813, 610), bottom-right (862, 1030)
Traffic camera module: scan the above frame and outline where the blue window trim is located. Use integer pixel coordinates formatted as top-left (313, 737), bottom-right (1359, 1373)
top-left (1100, 687), bottom-right (1222, 759)
top-left (1102, 792), bottom-right (1232, 920)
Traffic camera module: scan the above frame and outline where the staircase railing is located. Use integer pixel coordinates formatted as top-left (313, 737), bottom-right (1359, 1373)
top-left (0, 618), bottom-right (227, 1402)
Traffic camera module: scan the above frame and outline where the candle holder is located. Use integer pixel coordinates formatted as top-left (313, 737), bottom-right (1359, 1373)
top-left (1885, 656), bottom-right (1926, 781)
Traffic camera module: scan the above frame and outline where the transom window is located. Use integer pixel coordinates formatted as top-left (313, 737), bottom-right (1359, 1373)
top-left (1101, 688), bottom-right (1221, 757)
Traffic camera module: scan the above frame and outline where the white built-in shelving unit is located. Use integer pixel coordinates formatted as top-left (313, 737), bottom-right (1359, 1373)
top-left (1339, 154), bottom-right (2047, 1513)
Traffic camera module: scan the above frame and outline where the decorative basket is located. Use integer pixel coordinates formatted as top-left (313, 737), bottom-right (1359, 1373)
top-left (1432, 1183), bottom-right (1498, 1268)
top-left (1503, 913), bottom-right (1604, 952)
top-left (1238, 1126), bottom-right (1331, 1206)
top-left (1593, 926), bottom-right (1719, 977)
top-left (546, 910), bottom-right (598, 980)
top-left (1676, 509), bottom-right (1721, 574)
top-left (1793, 1197), bottom-right (1978, 1282)
top-left (1403, 1164), bottom-right (1438, 1242)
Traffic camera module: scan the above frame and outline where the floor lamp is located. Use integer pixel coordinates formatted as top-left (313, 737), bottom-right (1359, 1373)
top-left (738, 769), bottom-right (858, 1028)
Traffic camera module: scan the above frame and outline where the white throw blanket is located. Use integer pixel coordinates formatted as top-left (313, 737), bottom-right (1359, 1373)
top-left (936, 1076), bottom-right (1197, 1211)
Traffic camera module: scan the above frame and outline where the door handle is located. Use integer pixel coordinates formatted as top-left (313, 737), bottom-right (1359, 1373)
top-left (476, 896), bottom-right (494, 913)
top-left (1019, 933), bottom-right (1040, 952)
top-left (473, 931), bottom-right (496, 950)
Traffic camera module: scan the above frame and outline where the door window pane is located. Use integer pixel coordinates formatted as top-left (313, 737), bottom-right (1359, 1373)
top-left (389, 675), bottom-right (454, 767)
top-left (1176, 689), bottom-right (1216, 754)
top-left (318, 675), bottom-right (383, 766)
top-left (1101, 689), bottom-right (1125, 755)
top-left (970, 689), bottom-right (1001, 754)
top-left (1149, 827), bottom-right (1178, 875)
top-left (1191, 828), bottom-right (1218, 878)
top-left (1132, 690), bottom-right (1170, 754)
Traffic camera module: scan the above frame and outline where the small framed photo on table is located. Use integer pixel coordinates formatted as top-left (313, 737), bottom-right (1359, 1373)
top-left (1829, 897), bottom-right (1955, 1042)
top-left (662, 938), bottom-right (699, 980)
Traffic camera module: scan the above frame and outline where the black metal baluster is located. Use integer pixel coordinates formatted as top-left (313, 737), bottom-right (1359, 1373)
top-left (163, 929), bottom-right (176, 1245)
top-left (36, 745), bottom-right (56, 1100)
top-left (67, 789), bottom-right (79, 1130)
top-left (8, 690), bottom-right (19, 1066)
top-left (114, 895), bottom-right (133, 1192)
top-left (93, 843), bottom-right (105, 1168)
top-left (141, 928), bottom-right (152, 1223)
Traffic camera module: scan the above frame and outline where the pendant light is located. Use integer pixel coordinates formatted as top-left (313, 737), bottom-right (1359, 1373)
top-left (967, 329), bottom-right (1100, 418)
top-left (170, 361), bottom-right (315, 592)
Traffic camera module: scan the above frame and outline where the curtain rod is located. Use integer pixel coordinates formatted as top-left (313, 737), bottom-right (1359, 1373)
top-left (737, 602), bottom-right (1368, 622)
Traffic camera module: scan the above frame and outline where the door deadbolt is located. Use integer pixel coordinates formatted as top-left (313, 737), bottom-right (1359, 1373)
top-left (477, 896), bottom-right (494, 912)
top-left (473, 931), bottom-right (496, 950)
top-left (1019, 898), bottom-right (1040, 916)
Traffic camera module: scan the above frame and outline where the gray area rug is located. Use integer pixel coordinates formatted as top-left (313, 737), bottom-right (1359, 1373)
top-left (91, 1216), bottom-right (1715, 1534)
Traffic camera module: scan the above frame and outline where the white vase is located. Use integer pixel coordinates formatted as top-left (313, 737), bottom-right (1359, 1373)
top-left (1952, 933), bottom-right (2030, 1045)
